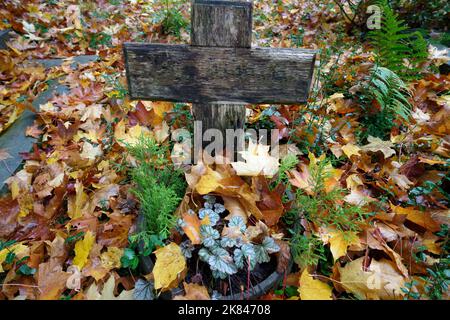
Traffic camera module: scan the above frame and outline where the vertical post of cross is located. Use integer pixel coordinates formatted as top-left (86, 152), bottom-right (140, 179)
top-left (190, 0), bottom-right (252, 161)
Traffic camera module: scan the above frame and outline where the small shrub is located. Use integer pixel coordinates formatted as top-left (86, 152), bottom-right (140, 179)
top-left (294, 155), bottom-right (368, 233)
top-left (126, 136), bottom-right (186, 255)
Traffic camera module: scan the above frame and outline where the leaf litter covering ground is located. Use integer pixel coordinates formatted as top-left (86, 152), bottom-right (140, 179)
top-left (0, 0), bottom-right (449, 300)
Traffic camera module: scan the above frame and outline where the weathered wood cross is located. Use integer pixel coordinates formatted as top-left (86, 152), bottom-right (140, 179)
top-left (124, 0), bottom-right (315, 156)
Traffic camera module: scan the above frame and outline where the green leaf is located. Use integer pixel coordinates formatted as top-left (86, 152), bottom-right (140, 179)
top-left (121, 248), bottom-right (139, 270)
top-left (16, 264), bottom-right (36, 275)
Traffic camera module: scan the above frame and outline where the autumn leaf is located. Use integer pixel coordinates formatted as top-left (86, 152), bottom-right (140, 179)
top-left (153, 243), bottom-right (187, 292)
top-left (36, 262), bottom-right (71, 300)
top-left (231, 140), bottom-right (279, 177)
top-left (391, 205), bottom-right (441, 232)
top-left (338, 257), bottom-right (406, 300)
top-left (299, 269), bottom-right (333, 300)
top-left (68, 180), bottom-right (88, 220)
top-left (73, 231), bottom-right (96, 270)
top-left (181, 211), bottom-right (202, 245)
top-left (361, 136), bottom-right (396, 158)
top-left (194, 166), bottom-right (224, 195)
top-left (328, 231), bottom-right (361, 261)
top-left (341, 143), bottom-right (361, 158)
top-left (173, 282), bottom-right (210, 300)
top-left (100, 247), bottom-right (124, 270)
top-left (85, 275), bottom-right (134, 300)
top-left (223, 196), bottom-right (249, 224)
top-left (0, 243), bottom-right (29, 273)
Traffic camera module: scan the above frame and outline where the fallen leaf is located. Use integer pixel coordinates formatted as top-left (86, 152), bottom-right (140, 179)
top-left (361, 136), bottom-right (396, 158)
top-left (299, 269), bottom-right (333, 300)
top-left (181, 211), bottom-right (202, 245)
top-left (338, 257), bottom-right (406, 300)
top-left (231, 141), bottom-right (279, 177)
top-left (173, 282), bottom-right (210, 300)
top-left (153, 243), bottom-right (187, 292)
top-left (85, 275), bottom-right (134, 300)
top-left (73, 231), bottom-right (95, 270)
top-left (329, 231), bottom-right (360, 261)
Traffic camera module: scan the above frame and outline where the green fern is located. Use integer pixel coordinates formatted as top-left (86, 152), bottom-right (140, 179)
top-left (359, 66), bottom-right (412, 141)
top-left (369, 66), bottom-right (412, 121)
top-left (368, 0), bottom-right (428, 79)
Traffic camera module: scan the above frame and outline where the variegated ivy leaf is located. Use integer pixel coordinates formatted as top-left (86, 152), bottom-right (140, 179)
top-left (198, 248), bottom-right (211, 262)
top-left (199, 208), bottom-right (220, 226)
top-left (180, 240), bottom-right (195, 259)
top-left (214, 203), bottom-right (226, 214)
top-left (262, 237), bottom-right (280, 254)
top-left (228, 216), bottom-right (246, 232)
top-left (208, 247), bottom-right (237, 276)
top-left (255, 244), bottom-right (270, 264)
top-left (234, 244), bottom-right (256, 270)
top-left (200, 225), bottom-right (220, 247)
top-left (212, 270), bottom-right (228, 280)
top-left (220, 237), bottom-right (237, 248)
top-left (203, 195), bottom-right (217, 206)
top-left (234, 248), bottom-right (244, 269)
top-left (254, 237), bottom-right (280, 264)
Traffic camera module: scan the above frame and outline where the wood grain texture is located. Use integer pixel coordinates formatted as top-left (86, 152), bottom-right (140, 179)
top-left (191, 0), bottom-right (251, 154)
top-left (124, 43), bottom-right (316, 104)
top-left (191, 0), bottom-right (252, 48)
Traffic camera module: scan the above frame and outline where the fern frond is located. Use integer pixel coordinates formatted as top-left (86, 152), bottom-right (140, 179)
top-left (369, 66), bottom-right (412, 121)
top-left (368, 0), bottom-right (428, 79)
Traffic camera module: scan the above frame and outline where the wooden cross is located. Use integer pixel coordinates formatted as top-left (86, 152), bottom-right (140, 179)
top-left (124, 0), bottom-right (315, 153)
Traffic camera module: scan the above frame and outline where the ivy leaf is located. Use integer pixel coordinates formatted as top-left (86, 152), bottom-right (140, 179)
top-left (200, 225), bottom-right (220, 247)
top-left (214, 203), bottom-right (226, 214)
top-left (228, 216), bottom-right (246, 232)
top-left (133, 279), bottom-right (155, 300)
top-left (199, 208), bottom-right (220, 226)
top-left (262, 237), bottom-right (280, 253)
top-left (255, 245), bottom-right (270, 264)
top-left (208, 247), bottom-right (237, 276)
top-left (198, 248), bottom-right (211, 262)
top-left (220, 237), bottom-right (237, 248)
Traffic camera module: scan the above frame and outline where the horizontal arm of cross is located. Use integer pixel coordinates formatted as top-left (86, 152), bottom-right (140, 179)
top-left (124, 43), bottom-right (316, 104)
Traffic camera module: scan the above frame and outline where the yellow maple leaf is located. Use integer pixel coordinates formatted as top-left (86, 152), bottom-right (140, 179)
top-left (114, 119), bottom-right (152, 147)
top-left (298, 269), bottom-right (333, 300)
top-left (100, 247), bottom-right (124, 270)
top-left (153, 243), bottom-right (187, 291)
top-left (73, 231), bottom-right (95, 270)
top-left (329, 231), bottom-right (361, 261)
top-left (361, 136), bottom-right (396, 158)
top-left (338, 257), bottom-right (406, 300)
top-left (341, 143), bottom-right (361, 158)
top-left (195, 167), bottom-right (224, 195)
